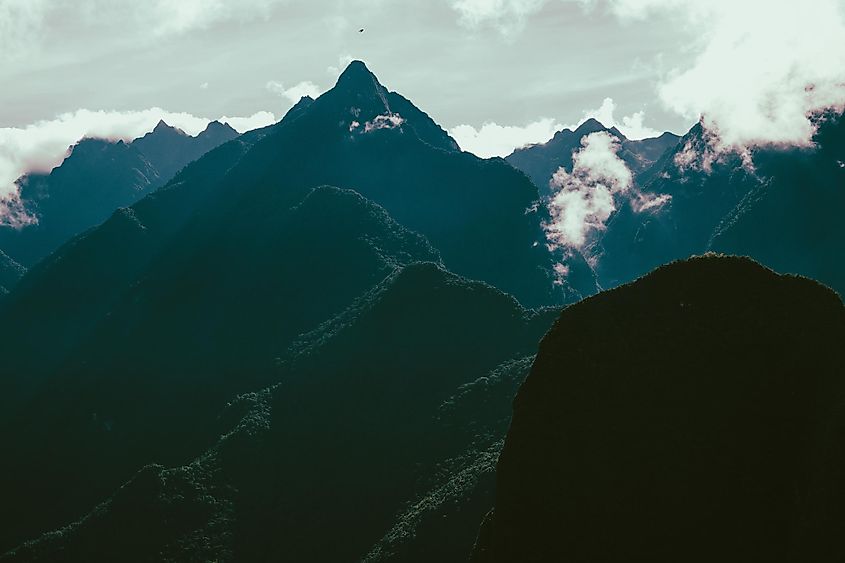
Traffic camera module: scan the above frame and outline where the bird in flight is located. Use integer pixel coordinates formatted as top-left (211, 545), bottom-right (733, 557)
top-left (359, 28), bottom-right (365, 33)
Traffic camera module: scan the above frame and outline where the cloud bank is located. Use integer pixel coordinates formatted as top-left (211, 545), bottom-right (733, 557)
top-left (266, 80), bottom-right (325, 105)
top-left (450, 118), bottom-right (563, 158)
top-left (450, 97), bottom-right (662, 158)
top-left (0, 108), bottom-right (276, 225)
top-left (452, 0), bottom-right (845, 149)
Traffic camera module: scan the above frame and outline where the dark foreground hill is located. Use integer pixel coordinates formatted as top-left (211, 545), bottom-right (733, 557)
top-left (472, 255), bottom-right (845, 563)
top-left (0, 121), bottom-right (237, 267)
top-left (2, 264), bottom-right (558, 563)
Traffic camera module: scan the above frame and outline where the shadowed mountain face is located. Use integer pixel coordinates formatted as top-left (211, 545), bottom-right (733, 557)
top-left (218, 60), bottom-right (574, 306)
top-left (472, 255), bottom-right (845, 563)
top-left (132, 120), bottom-right (239, 184)
top-left (0, 249), bottom-right (25, 294)
top-left (0, 59), bottom-right (574, 549)
top-left (596, 114), bottom-right (845, 295)
top-left (0, 186), bottom-right (441, 553)
top-left (1, 264), bottom-right (558, 563)
top-left (505, 118), bottom-right (680, 197)
top-left (0, 120), bottom-right (237, 267)
top-left (0, 139), bottom-right (161, 266)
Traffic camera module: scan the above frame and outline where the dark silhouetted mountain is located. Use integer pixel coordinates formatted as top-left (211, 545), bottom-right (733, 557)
top-left (0, 249), bottom-right (25, 294)
top-left (132, 119), bottom-right (238, 183)
top-left (0, 121), bottom-right (238, 266)
top-left (472, 255), bottom-right (845, 563)
top-left (2, 264), bottom-right (558, 563)
top-left (596, 114), bottom-right (845, 296)
top-left (506, 118), bottom-right (680, 197)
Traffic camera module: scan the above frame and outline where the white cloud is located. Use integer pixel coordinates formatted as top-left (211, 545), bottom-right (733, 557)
top-left (363, 113), bottom-right (405, 133)
top-left (449, 98), bottom-right (664, 158)
top-left (452, 0), bottom-right (547, 34)
top-left (664, 1), bottom-right (844, 148)
top-left (450, 118), bottom-right (563, 158)
top-left (0, 0), bottom-right (48, 60)
top-left (266, 80), bottom-right (325, 105)
top-left (599, 0), bottom-right (845, 148)
top-left (218, 111), bottom-right (277, 133)
top-left (545, 131), bottom-right (633, 250)
top-left (0, 0), bottom-right (290, 58)
top-left (569, 97), bottom-right (662, 140)
top-left (0, 108), bottom-right (277, 226)
top-left (327, 54), bottom-right (358, 78)
top-left (450, 0), bottom-right (845, 149)
top-left (544, 129), bottom-right (671, 259)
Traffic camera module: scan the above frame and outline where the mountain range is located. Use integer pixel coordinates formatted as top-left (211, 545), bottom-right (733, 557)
top-left (506, 118), bottom-right (681, 198)
top-left (0, 120), bottom-right (237, 268)
top-left (0, 60), bottom-right (843, 562)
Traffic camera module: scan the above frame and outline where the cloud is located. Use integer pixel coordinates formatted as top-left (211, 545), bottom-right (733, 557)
top-left (0, 0), bottom-right (290, 58)
top-left (452, 0), bottom-right (547, 34)
top-left (449, 98), bottom-right (663, 158)
top-left (545, 132), bottom-right (633, 250)
top-left (327, 54), bottom-right (356, 77)
top-left (449, 0), bottom-right (845, 149)
top-left (600, 0), bottom-right (845, 149)
top-left (450, 118), bottom-right (563, 158)
top-left (363, 113), bottom-right (405, 132)
top-left (0, 0), bottom-right (48, 60)
top-left (0, 108), bottom-right (276, 226)
top-left (574, 97), bottom-right (662, 140)
top-left (544, 130), bottom-right (670, 258)
top-left (266, 80), bottom-right (325, 105)
top-left (219, 111), bottom-right (277, 133)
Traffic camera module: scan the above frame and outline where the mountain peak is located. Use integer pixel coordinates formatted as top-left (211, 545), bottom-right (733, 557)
top-left (574, 118), bottom-right (608, 136)
top-left (153, 119), bottom-right (173, 132)
top-left (335, 60), bottom-right (383, 94)
top-left (200, 120), bottom-right (238, 137)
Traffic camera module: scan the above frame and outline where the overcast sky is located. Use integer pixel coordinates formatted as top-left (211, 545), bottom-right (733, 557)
top-left (1, 0), bottom-right (844, 193)
top-left (0, 2), bottom-right (697, 139)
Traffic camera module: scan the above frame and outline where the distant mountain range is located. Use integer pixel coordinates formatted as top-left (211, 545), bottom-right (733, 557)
top-left (0, 60), bottom-right (843, 562)
top-left (0, 120), bottom-right (237, 268)
top-left (506, 118), bottom-right (681, 197)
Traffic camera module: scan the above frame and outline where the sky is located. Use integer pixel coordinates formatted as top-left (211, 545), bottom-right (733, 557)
top-left (1, 0), bottom-right (844, 197)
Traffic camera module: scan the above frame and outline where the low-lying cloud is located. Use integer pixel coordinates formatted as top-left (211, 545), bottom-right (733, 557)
top-left (266, 80), bottom-right (325, 106)
top-left (0, 108), bottom-right (276, 225)
top-left (544, 130), bottom-right (670, 268)
top-left (450, 118), bottom-right (562, 158)
top-left (544, 132), bottom-right (633, 250)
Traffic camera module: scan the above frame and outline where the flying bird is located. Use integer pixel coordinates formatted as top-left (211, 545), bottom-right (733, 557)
top-left (359, 28), bottom-right (365, 33)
